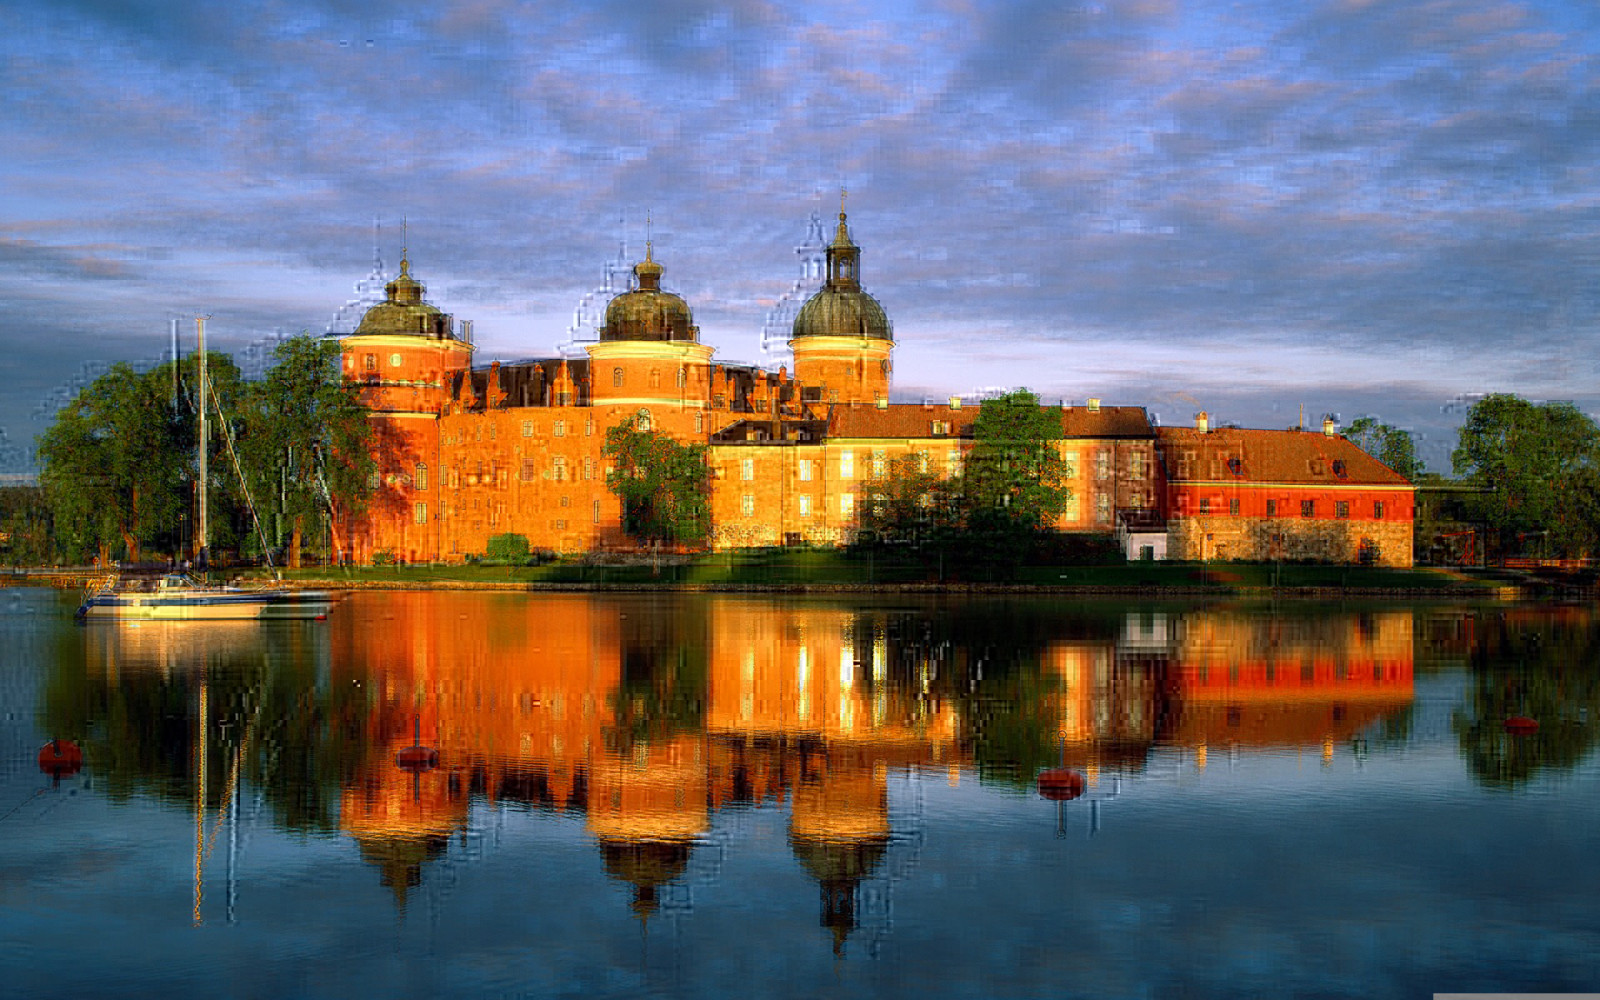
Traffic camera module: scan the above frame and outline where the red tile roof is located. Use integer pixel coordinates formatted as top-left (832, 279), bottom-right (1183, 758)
top-left (1155, 427), bottom-right (1413, 486)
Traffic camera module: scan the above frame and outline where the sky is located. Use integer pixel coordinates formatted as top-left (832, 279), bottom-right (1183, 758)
top-left (5, 0), bottom-right (1600, 476)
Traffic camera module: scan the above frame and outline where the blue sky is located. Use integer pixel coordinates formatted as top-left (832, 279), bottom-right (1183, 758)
top-left (5, 0), bottom-right (1600, 473)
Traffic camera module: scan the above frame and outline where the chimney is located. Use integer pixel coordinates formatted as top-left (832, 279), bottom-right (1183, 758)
top-left (1087, 397), bottom-right (1101, 413)
top-left (1196, 411), bottom-right (1209, 434)
top-left (1323, 415), bottom-right (1337, 437)
top-left (949, 396), bottom-right (962, 410)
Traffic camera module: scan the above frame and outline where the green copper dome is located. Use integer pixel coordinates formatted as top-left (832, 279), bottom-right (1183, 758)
top-left (353, 253), bottom-right (456, 339)
top-left (791, 211), bottom-right (892, 341)
top-left (601, 245), bottom-right (698, 343)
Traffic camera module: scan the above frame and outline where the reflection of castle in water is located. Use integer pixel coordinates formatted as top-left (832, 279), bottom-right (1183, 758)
top-left (324, 598), bottom-right (1414, 946)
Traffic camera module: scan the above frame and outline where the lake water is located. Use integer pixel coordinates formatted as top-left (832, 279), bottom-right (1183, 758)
top-left (1, 587), bottom-right (1597, 999)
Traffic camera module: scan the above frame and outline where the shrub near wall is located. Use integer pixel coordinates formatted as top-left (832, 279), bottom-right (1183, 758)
top-left (485, 533), bottom-right (532, 564)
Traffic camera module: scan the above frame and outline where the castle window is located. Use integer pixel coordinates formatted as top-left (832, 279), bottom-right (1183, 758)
top-left (613, 368), bottom-right (624, 388)
top-left (554, 420), bottom-right (565, 438)
top-left (367, 470), bottom-right (380, 489)
top-left (840, 450), bottom-right (854, 479)
top-left (560, 495), bottom-right (570, 508)
top-left (583, 457), bottom-right (594, 480)
top-left (364, 354), bottom-right (377, 372)
top-left (840, 494), bottom-right (854, 519)
top-left (947, 449), bottom-right (962, 476)
top-left (1374, 501), bottom-right (1385, 519)
top-left (1229, 497), bottom-right (1239, 516)
top-left (415, 464), bottom-right (428, 490)
top-left (1301, 499), bottom-right (1315, 518)
top-left (871, 450), bottom-right (886, 478)
top-left (1096, 495), bottom-right (1110, 523)
top-left (799, 459), bottom-right (813, 482)
top-left (593, 500), bottom-right (601, 523)
top-left (1130, 493), bottom-right (1144, 509)
top-left (413, 502), bottom-right (427, 525)
top-left (1064, 451), bottom-right (1078, 479)
top-left (1267, 499), bottom-right (1277, 516)
top-left (741, 458), bottom-right (754, 481)
top-left (1131, 452), bottom-right (1145, 477)
top-left (586, 416), bottom-right (594, 436)
top-left (918, 452), bottom-right (930, 474)
top-left (522, 420), bottom-right (533, 438)
top-left (741, 494), bottom-right (755, 516)
top-left (1199, 497), bottom-right (1211, 515)
top-left (650, 369), bottom-right (661, 389)
top-left (521, 459), bottom-right (536, 482)
top-left (798, 495), bottom-right (812, 517)
top-left (390, 353), bottom-right (403, 368)
top-left (694, 411), bottom-right (704, 433)
top-left (636, 409), bottom-right (652, 432)
top-left (1336, 500), bottom-right (1350, 519)
top-left (1097, 452), bottom-right (1112, 479)
top-left (677, 368), bottom-right (687, 389)
top-left (553, 456), bottom-right (568, 482)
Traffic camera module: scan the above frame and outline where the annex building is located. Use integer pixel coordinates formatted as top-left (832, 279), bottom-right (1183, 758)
top-left (332, 212), bottom-right (1414, 567)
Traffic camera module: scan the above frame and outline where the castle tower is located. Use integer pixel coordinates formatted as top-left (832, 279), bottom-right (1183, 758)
top-left (339, 250), bottom-right (472, 413)
top-left (789, 207), bottom-right (894, 405)
top-left (336, 248), bottom-right (470, 564)
top-left (586, 242), bottom-right (715, 427)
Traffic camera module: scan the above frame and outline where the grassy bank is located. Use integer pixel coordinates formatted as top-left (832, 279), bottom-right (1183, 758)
top-left (245, 552), bottom-right (1513, 595)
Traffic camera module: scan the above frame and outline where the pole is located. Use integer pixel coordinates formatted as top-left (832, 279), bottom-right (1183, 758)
top-left (197, 316), bottom-right (209, 572)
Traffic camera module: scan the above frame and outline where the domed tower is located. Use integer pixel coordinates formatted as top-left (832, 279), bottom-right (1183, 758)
top-left (587, 242), bottom-right (715, 416)
top-left (790, 208), bottom-right (894, 405)
top-left (339, 250), bottom-right (472, 414)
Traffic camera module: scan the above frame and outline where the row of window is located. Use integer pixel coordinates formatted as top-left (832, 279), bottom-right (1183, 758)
top-left (413, 500), bottom-right (606, 526)
top-left (612, 368), bottom-right (691, 389)
top-left (1193, 498), bottom-right (1389, 519)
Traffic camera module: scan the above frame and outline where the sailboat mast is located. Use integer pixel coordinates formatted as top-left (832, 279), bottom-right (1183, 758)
top-left (197, 316), bottom-right (209, 570)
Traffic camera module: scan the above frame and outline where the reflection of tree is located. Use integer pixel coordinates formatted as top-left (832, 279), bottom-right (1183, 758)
top-left (39, 628), bottom-right (364, 833)
top-left (608, 602), bottom-right (708, 748)
top-left (1454, 613), bottom-right (1600, 788)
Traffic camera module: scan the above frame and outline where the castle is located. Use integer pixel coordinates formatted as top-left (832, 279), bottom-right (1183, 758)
top-left (334, 211), bottom-right (1414, 566)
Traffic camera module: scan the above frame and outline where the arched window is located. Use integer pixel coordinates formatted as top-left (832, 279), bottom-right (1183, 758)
top-left (415, 463), bottom-right (428, 490)
top-left (677, 367), bottom-right (687, 389)
top-left (612, 367), bottom-right (624, 387)
top-left (636, 408), bottom-right (652, 432)
top-left (650, 369), bottom-right (661, 389)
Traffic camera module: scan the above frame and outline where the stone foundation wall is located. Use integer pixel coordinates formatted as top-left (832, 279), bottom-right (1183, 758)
top-left (1168, 516), bottom-right (1413, 567)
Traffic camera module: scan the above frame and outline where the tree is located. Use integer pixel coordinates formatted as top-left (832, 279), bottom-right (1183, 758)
top-left (238, 334), bottom-right (374, 567)
top-left (857, 451), bottom-right (960, 545)
top-left (1451, 393), bottom-right (1600, 558)
top-left (38, 355), bottom-right (245, 564)
top-left (602, 417), bottom-right (710, 547)
top-left (962, 389), bottom-right (1072, 537)
top-left (1345, 416), bottom-right (1423, 481)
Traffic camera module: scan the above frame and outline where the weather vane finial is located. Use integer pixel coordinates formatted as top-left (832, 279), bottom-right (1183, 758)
top-left (645, 210), bottom-right (653, 262)
top-left (400, 216), bottom-right (410, 274)
top-left (840, 186), bottom-right (847, 221)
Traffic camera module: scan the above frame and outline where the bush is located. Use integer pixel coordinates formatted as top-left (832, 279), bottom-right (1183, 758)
top-left (485, 533), bottom-right (531, 564)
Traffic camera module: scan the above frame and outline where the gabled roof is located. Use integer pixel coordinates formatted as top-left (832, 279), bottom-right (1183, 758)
top-left (824, 403), bottom-right (1153, 441)
top-left (1156, 427), bottom-right (1413, 487)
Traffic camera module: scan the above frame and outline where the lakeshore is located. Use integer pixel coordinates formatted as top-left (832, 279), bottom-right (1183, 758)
top-left (0, 557), bottom-right (1563, 600)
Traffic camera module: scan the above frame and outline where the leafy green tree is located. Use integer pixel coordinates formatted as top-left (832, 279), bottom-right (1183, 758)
top-left (961, 389), bottom-right (1072, 545)
top-left (602, 417), bottom-right (710, 547)
top-left (1345, 416), bottom-right (1423, 480)
top-left (37, 355), bottom-right (244, 564)
top-left (857, 451), bottom-right (959, 545)
top-left (0, 486), bottom-right (52, 565)
top-left (238, 334), bottom-right (374, 567)
top-left (1451, 394), bottom-right (1600, 558)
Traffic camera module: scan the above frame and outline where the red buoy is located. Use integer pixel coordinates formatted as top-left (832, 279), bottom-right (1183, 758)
top-left (1037, 768), bottom-right (1085, 802)
top-left (1504, 716), bottom-right (1540, 735)
top-left (38, 739), bottom-right (83, 778)
top-left (396, 744), bottom-right (440, 771)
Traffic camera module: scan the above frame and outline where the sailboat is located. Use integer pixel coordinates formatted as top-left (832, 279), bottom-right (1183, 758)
top-left (76, 318), bottom-right (336, 621)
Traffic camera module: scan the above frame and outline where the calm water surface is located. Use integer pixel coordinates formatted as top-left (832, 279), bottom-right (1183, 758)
top-left (1, 588), bottom-right (1598, 999)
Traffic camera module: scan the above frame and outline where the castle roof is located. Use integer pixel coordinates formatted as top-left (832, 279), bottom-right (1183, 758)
top-left (1156, 426), bottom-right (1414, 486)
